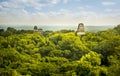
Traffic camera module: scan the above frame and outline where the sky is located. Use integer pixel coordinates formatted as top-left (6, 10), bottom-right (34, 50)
top-left (0, 0), bottom-right (120, 26)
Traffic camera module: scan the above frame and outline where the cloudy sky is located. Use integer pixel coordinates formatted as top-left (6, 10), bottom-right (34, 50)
top-left (0, 0), bottom-right (120, 26)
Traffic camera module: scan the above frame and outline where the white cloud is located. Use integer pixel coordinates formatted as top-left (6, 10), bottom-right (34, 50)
top-left (1, 8), bottom-right (120, 25)
top-left (102, 1), bottom-right (116, 6)
top-left (40, 0), bottom-right (60, 4)
top-left (105, 8), bottom-right (113, 12)
top-left (104, 8), bottom-right (120, 12)
top-left (77, 5), bottom-right (93, 10)
top-left (0, 0), bottom-right (120, 25)
top-left (63, 0), bottom-right (69, 3)
top-left (77, 7), bottom-right (84, 10)
top-left (0, 0), bottom-right (64, 17)
top-left (0, 0), bottom-right (61, 10)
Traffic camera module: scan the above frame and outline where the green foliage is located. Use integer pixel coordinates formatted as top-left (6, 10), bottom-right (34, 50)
top-left (0, 25), bottom-right (120, 76)
top-left (80, 51), bottom-right (101, 66)
top-left (114, 24), bottom-right (120, 34)
top-left (76, 51), bottom-right (108, 76)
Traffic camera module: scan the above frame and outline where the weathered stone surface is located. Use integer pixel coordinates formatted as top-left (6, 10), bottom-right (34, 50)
top-left (76, 23), bottom-right (85, 35)
top-left (34, 26), bottom-right (38, 31)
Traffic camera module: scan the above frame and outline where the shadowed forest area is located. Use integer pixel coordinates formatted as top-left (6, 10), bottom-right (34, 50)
top-left (0, 24), bottom-right (120, 76)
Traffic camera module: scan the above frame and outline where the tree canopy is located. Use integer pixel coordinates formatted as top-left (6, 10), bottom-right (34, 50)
top-left (0, 25), bottom-right (120, 76)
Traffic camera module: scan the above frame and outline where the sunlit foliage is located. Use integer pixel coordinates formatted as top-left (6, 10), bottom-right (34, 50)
top-left (0, 25), bottom-right (120, 76)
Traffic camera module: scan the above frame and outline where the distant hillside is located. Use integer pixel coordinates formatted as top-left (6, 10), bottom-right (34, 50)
top-left (0, 25), bottom-right (115, 32)
top-left (85, 26), bottom-right (115, 32)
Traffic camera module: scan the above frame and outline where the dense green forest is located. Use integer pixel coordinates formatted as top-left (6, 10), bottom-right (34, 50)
top-left (0, 25), bottom-right (120, 76)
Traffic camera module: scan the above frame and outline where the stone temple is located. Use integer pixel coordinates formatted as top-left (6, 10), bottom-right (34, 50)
top-left (34, 26), bottom-right (38, 31)
top-left (34, 26), bottom-right (43, 33)
top-left (76, 23), bottom-right (85, 35)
